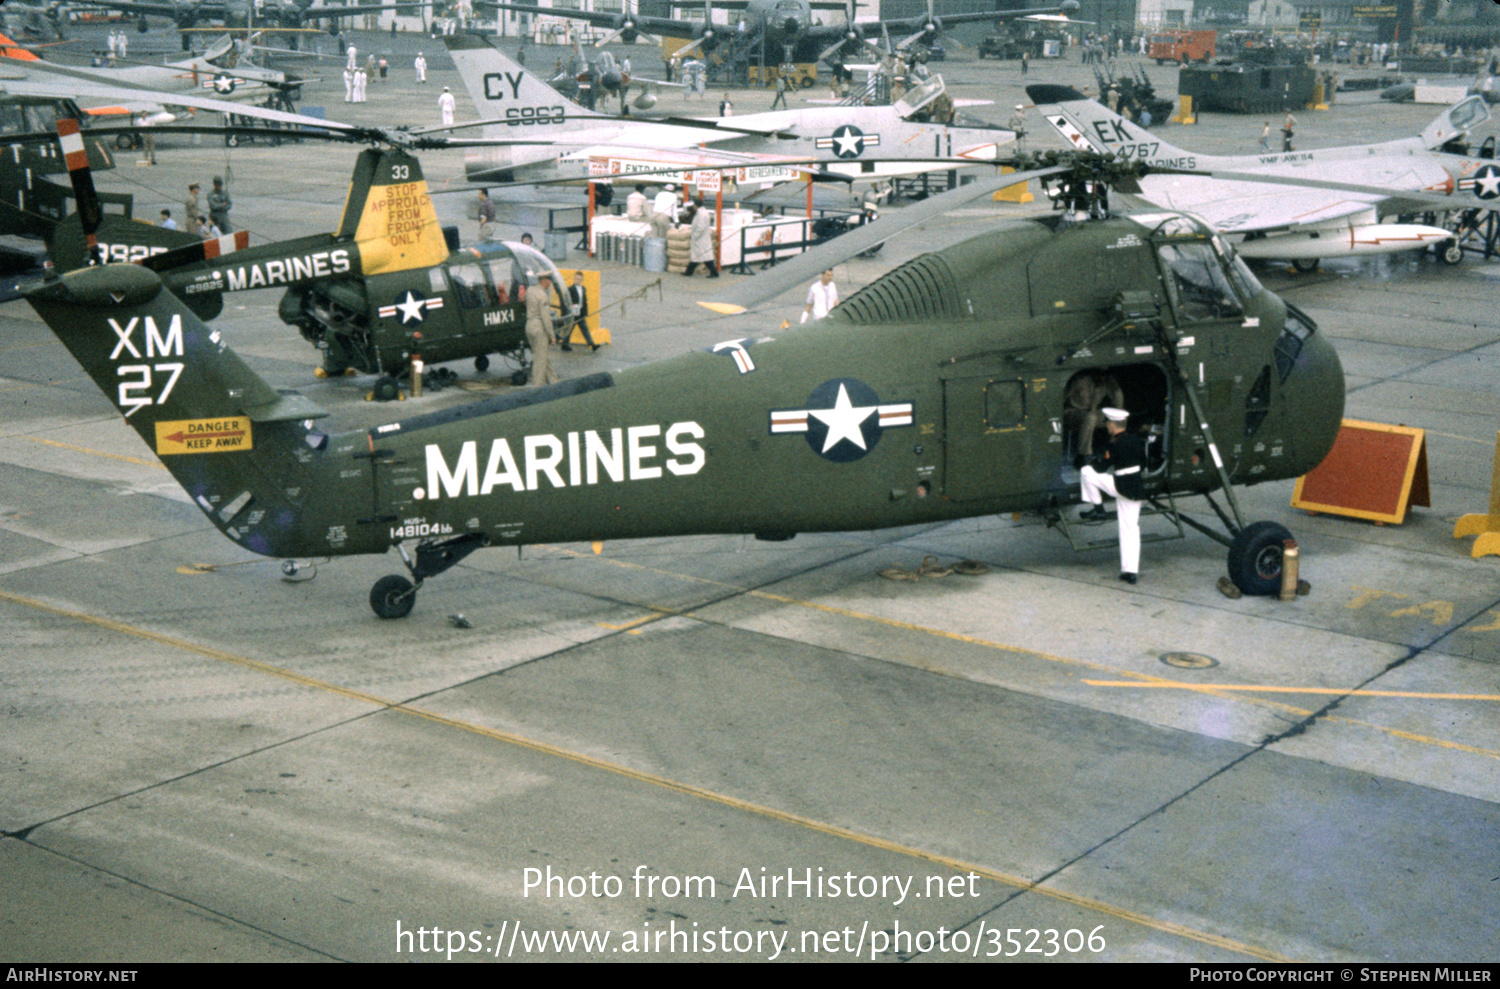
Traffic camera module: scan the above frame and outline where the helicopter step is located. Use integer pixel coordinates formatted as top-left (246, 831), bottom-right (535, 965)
top-left (1043, 491), bottom-right (1186, 555)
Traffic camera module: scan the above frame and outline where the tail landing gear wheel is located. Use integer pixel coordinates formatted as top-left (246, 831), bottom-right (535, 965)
top-left (1439, 239), bottom-right (1463, 265)
top-left (370, 574), bottom-right (416, 618)
top-left (512, 368), bottom-right (530, 386)
top-left (1227, 521), bottom-right (1293, 596)
top-left (1291, 258), bottom-right (1319, 273)
top-left (474, 354), bottom-right (490, 372)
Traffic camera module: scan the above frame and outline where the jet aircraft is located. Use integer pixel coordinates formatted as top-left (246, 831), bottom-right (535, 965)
top-left (444, 33), bottom-right (1015, 186)
top-left (1029, 84), bottom-right (1500, 268)
top-left (23, 158), bottom-right (1346, 618)
top-left (0, 32), bottom-right (301, 119)
top-left (478, 0), bottom-right (1078, 65)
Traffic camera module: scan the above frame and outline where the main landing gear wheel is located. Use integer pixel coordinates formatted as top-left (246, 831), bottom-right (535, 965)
top-left (1291, 258), bottom-right (1319, 273)
top-left (1227, 520), bottom-right (1293, 596)
top-left (1439, 239), bottom-right (1463, 265)
top-left (370, 574), bottom-right (416, 619)
top-left (474, 354), bottom-right (490, 372)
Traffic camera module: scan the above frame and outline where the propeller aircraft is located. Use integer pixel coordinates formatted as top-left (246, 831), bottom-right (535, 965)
top-left (80, 0), bottom-right (437, 49)
top-left (1029, 84), bottom-right (1500, 269)
top-left (22, 154), bottom-right (1347, 619)
top-left (477, 0), bottom-right (1079, 66)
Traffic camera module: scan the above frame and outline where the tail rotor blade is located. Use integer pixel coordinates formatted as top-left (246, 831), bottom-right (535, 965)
top-left (55, 117), bottom-right (102, 262)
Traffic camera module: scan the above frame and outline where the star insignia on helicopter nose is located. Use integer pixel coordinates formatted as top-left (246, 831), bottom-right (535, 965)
top-left (1472, 164), bottom-right (1500, 200)
top-left (379, 289), bottom-right (444, 326)
top-left (770, 378), bottom-right (913, 462)
top-left (816, 125), bottom-right (880, 160)
top-left (211, 74), bottom-right (237, 94)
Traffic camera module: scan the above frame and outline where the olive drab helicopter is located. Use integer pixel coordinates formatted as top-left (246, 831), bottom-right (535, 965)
top-left (127, 141), bottom-right (575, 394)
top-left (24, 152), bottom-right (1348, 619)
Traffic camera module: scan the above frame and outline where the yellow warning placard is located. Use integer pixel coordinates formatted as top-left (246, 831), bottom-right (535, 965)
top-left (154, 417), bottom-right (253, 455)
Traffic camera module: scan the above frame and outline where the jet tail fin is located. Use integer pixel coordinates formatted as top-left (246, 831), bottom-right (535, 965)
top-left (443, 32), bottom-right (591, 131)
top-left (25, 263), bottom-right (329, 556)
top-left (1026, 83), bottom-right (1197, 164)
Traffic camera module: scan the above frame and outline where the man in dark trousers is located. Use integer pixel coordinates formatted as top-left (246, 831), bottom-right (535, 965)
top-left (1079, 407), bottom-right (1147, 584)
top-left (560, 270), bottom-right (598, 351)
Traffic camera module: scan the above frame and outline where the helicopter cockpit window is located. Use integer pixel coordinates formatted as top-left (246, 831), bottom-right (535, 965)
top-left (484, 261), bottom-right (515, 303)
top-left (1214, 235), bottom-right (1263, 301)
top-left (0, 105), bottom-right (24, 136)
top-left (1157, 242), bottom-right (1242, 322)
top-left (24, 104), bottom-right (60, 133)
top-left (447, 261), bottom-right (495, 309)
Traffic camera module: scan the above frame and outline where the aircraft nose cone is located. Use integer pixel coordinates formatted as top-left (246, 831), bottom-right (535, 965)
top-left (1281, 325), bottom-right (1345, 475)
top-left (782, 16), bottom-right (802, 37)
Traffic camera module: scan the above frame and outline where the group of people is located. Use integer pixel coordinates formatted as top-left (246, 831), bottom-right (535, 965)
top-left (180, 178), bottom-right (233, 239)
top-left (1260, 111), bottom-right (1297, 151)
top-left (524, 269), bottom-right (598, 388)
top-left (105, 28), bottom-right (129, 61)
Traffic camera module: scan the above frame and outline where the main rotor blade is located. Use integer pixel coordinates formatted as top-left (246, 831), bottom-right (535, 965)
top-left (701, 163), bottom-right (1068, 315)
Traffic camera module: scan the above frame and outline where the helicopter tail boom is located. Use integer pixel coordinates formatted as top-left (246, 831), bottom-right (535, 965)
top-left (26, 262), bottom-right (336, 559)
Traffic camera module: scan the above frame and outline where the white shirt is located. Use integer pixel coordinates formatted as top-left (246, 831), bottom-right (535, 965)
top-left (438, 91), bottom-right (456, 121)
top-left (625, 190), bottom-right (648, 219)
top-left (652, 190), bottom-right (677, 220)
top-left (806, 279), bottom-right (838, 319)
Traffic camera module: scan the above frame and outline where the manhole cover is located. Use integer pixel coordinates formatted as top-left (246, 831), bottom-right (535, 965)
top-left (1160, 652), bottom-right (1219, 669)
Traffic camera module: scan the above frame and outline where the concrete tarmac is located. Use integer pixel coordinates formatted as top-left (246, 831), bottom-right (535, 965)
top-left (1, 24), bottom-right (1498, 963)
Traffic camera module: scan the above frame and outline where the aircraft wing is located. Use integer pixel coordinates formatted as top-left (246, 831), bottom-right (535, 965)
top-left (0, 55), bottom-right (286, 106)
top-left (474, 1), bottom-right (687, 39)
top-left (74, 1), bottom-right (180, 16)
top-left (1132, 174), bottom-right (1380, 234)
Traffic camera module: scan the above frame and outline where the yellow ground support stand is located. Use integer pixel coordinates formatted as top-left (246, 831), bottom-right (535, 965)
top-left (556, 269), bottom-right (612, 347)
top-left (1171, 94), bottom-right (1196, 124)
top-left (992, 166), bottom-right (1034, 204)
top-left (1454, 431), bottom-right (1500, 559)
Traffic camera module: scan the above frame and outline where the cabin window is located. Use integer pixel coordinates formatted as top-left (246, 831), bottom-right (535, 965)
top-left (1157, 242), bottom-right (1242, 322)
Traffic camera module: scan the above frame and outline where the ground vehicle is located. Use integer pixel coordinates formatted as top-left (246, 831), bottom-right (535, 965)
top-left (1150, 29), bottom-right (1215, 65)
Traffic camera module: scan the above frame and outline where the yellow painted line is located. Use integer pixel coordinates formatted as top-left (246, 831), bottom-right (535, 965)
top-left (0, 376), bottom-right (90, 394)
top-left (596, 610), bottom-right (671, 631)
top-left (544, 546), bottom-right (1500, 761)
top-left (1085, 681), bottom-right (1500, 702)
top-left (17, 436), bottom-right (166, 470)
top-left (1423, 430), bottom-right (1494, 446)
top-left (0, 586), bottom-right (1285, 963)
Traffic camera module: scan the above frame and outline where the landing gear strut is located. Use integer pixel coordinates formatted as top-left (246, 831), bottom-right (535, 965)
top-left (370, 534), bottom-right (489, 619)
